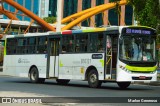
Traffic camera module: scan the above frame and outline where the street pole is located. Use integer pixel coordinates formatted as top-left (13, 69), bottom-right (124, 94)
top-left (56, 0), bottom-right (62, 32)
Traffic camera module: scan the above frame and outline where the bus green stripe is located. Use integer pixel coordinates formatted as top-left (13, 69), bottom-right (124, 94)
top-left (82, 28), bottom-right (106, 32)
top-left (4, 39), bottom-right (7, 55)
top-left (125, 65), bottom-right (157, 72)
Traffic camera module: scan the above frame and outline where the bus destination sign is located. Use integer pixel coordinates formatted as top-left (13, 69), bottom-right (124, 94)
top-left (126, 28), bottom-right (151, 35)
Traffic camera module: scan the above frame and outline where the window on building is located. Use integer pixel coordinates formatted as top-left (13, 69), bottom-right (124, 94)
top-left (33, 0), bottom-right (39, 15)
top-left (25, 0), bottom-right (32, 21)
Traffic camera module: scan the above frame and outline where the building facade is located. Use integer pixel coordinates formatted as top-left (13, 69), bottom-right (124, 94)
top-left (3, 0), bottom-right (49, 21)
top-left (2, 0), bottom-right (133, 26)
top-left (49, 0), bottom-right (133, 26)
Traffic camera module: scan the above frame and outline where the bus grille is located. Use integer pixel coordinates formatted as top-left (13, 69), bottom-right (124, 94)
top-left (132, 77), bottom-right (152, 80)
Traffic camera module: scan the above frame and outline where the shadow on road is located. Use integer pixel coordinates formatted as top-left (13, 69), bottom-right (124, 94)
top-left (4, 79), bottom-right (153, 91)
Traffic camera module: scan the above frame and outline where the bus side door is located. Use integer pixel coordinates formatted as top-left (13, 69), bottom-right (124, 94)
top-left (0, 40), bottom-right (5, 72)
top-left (48, 38), bottom-right (60, 77)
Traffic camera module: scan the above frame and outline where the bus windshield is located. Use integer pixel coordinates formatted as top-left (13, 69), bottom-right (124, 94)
top-left (119, 36), bottom-right (156, 62)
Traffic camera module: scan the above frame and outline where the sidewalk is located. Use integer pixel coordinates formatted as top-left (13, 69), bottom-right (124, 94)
top-left (134, 80), bottom-right (160, 86)
top-left (148, 81), bottom-right (160, 86)
top-left (149, 74), bottom-right (160, 86)
top-left (136, 74), bottom-right (160, 86)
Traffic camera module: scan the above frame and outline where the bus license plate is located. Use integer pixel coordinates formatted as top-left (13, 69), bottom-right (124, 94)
top-left (139, 76), bottom-right (146, 79)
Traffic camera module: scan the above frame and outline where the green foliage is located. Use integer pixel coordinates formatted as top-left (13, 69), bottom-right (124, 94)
top-left (128, 0), bottom-right (160, 32)
top-left (128, 0), bottom-right (160, 45)
top-left (43, 16), bottom-right (57, 23)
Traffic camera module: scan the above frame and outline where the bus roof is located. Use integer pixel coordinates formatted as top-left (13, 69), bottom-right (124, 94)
top-left (4, 26), bottom-right (119, 38)
top-left (4, 25), bottom-right (155, 39)
top-left (61, 26), bottom-right (119, 35)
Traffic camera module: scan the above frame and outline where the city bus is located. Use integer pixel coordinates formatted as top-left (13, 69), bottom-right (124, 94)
top-left (0, 26), bottom-right (157, 89)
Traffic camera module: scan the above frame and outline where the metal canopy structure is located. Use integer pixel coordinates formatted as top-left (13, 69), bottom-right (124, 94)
top-left (0, 0), bottom-right (128, 33)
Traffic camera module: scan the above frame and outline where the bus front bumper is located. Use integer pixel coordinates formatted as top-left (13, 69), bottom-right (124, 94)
top-left (116, 70), bottom-right (157, 82)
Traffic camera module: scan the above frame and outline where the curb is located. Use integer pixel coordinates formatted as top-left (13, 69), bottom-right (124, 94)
top-left (134, 80), bottom-right (160, 86)
top-left (147, 80), bottom-right (160, 86)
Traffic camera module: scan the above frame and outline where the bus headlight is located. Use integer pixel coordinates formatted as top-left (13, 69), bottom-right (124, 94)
top-left (150, 70), bottom-right (156, 74)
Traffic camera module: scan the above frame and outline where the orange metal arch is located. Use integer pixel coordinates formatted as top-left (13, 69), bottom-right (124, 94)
top-left (60, 0), bottom-right (127, 27)
top-left (0, 0), bottom-right (127, 32)
top-left (59, 2), bottom-right (118, 24)
top-left (0, 6), bottom-right (18, 20)
top-left (62, 0), bottom-right (127, 30)
top-left (60, 4), bottom-right (106, 24)
top-left (2, 0), bottom-right (56, 32)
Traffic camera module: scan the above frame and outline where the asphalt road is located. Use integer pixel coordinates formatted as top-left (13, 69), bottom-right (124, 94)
top-left (0, 76), bottom-right (160, 97)
top-left (0, 76), bottom-right (160, 106)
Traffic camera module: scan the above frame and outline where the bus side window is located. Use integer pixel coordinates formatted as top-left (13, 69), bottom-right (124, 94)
top-left (28, 37), bottom-right (36, 54)
top-left (37, 37), bottom-right (47, 54)
top-left (75, 34), bottom-right (88, 53)
top-left (62, 35), bottom-right (74, 53)
top-left (62, 45), bottom-right (66, 53)
top-left (98, 33), bottom-right (104, 52)
top-left (16, 38), bottom-right (29, 54)
top-left (7, 38), bottom-right (17, 55)
top-left (75, 46), bottom-right (80, 52)
top-left (89, 33), bottom-right (104, 52)
top-left (17, 38), bottom-right (24, 54)
top-left (89, 33), bottom-right (98, 52)
top-left (23, 38), bottom-right (28, 54)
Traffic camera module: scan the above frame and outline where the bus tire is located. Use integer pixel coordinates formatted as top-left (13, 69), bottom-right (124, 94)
top-left (56, 79), bottom-right (70, 85)
top-left (29, 67), bottom-right (45, 83)
top-left (117, 82), bottom-right (131, 89)
top-left (88, 69), bottom-right (102, 88)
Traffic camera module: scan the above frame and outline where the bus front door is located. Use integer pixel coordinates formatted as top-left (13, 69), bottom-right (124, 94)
top-left (105, 35), bottom-right (118, 80)
top-left (48, 38), bottom-right (59, 78)
top-left (106, 36), bottom-right (112, 77)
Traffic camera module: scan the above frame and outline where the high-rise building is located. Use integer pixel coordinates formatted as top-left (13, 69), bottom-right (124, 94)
top-left (3, 0), bottom-right (49, 21)
top-left (2, 0), bottom-right (133, 27)
top-left (49, 0), bottom-right (133, 26)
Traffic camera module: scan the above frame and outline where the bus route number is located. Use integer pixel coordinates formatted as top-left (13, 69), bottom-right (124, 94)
top-left (81, 59), bottom-right (91, 64)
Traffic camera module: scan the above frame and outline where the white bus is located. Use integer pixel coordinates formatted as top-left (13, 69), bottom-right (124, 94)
top-left (0, 26), bottom-right (158, 89)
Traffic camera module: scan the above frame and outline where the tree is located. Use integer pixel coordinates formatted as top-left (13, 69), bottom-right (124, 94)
top-left (129, 0), bottom-right (160, 33)
top-left (43, 16), bottom-right (57, 23)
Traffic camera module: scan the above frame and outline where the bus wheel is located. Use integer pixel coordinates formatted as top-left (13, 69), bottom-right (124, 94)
top-left (30, 67), bottom-right (45, 83)
top-left (56, 79), bottom-right (70, 85)
top-left (88, 69), bottom-right (102, 88)
top-left (117, 82), bottom-right (131, 89)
